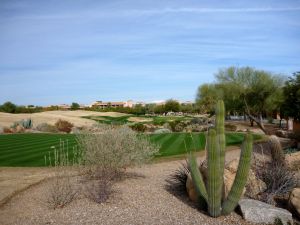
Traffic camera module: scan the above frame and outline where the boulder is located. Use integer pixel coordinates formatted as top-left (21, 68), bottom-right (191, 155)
top-left (289, 188), bottom-right (300, 218)
top-left (286, 151), bottom-right (300, 170)
top-left (226, 159), bottom-right (266, 199)
top-left (186, 174), bottom-right (198, 202)
top-left (15, 125), bottom-right (25, 133)
top-left (239, 199), bottom-right (293, 225)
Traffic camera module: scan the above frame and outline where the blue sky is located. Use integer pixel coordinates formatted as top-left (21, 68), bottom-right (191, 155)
top-left (0, 0), bottom-right (299, 106)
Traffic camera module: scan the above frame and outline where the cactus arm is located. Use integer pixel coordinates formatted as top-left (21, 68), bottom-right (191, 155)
top-left (221, 133), bottom-right (253, 215)
top-left (207, 128), bottom-right (221, 217)
top-left (215, 100), bottom-right (226, 193)
top-left (188, 152), bottom-right (208, 207)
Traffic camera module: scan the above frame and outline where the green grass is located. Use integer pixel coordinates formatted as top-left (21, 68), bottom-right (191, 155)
top-left (0, 132), bottom-right (262, 167)
top-left (83, 116), bottom-right (131, 125)
top-left (84, 115), bottom-right (192, 125)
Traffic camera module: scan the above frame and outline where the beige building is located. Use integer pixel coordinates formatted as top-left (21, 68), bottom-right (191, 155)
top-left (91, 100), bottom-right (133, 109)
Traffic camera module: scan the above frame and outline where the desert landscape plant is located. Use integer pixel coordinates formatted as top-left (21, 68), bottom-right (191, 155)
top-left (55, 119), bottom-right (74, 133)
top-left (45, 140), bottom-right (80, 209)
top-left (77, 125), bottom-right (159, 176)
top-left (76, 125), bottom-right (159, 203)
top-left (188, 100), bottom-right (253, 217)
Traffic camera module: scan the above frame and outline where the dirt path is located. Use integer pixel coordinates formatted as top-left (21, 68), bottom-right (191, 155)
top-left (0, 147), bottom-right (260, 225)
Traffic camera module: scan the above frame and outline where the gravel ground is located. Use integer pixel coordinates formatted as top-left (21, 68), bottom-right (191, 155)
top-left (0, 156), bottom-right (262, 225)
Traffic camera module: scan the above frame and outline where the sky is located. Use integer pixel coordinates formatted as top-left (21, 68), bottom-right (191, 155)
top-left (0, 0), bottom-right (299, 106)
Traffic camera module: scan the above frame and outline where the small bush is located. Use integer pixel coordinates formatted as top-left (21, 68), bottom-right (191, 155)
top-left (55, 119), bottom-right (73, 133)
top-left (257, 162), bottom-right (297, 205)
top-left (165, 161), bottom-right (190, 196)
top-left (3, 127), bottom-right (12, 133)
top-left (46, 177), bottom-right (77, 209)
top-left (190, 117), bottom-right (207, 125)
top-left (77, 125), bottom-right (159, 177)
top-left (36, 123), bottom-right (58, 133)
top-left (130, 123), bottom-right (147, 132)
top-left (45, 140), bottom-right (81, 209)
top-left (84, 168), bottom-right (114, 204)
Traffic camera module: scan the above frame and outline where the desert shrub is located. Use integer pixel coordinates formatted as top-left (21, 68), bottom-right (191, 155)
top-left (46, 177), bottom-right (77, 209)
top-left (3, 127), bottom-right (12, 133)
top-left (224, 123), bottom-right (237, 131)
top-left (168, 120), bottom-right (187, 132)
top-left (129, 123), bottom-right (147, 132)
top-left (84, 168), bottom-right (114, 204)
top-left (257, 162), bottom-right (297, 205)
top-left (36, 123), bottom-right (58, 133)
top-left (165, 161), bottom-right (190, 196)
top-left (190, 117), bottom-right (207, 125)
top-left (77, 125), bottom-right (159, 203)
top-left (55, 119), bottom-right (73, 133)
top-left (154, 128), bottom-right (172, 134)
top-left (45, 140), bottom-right (81, 209)
top-left (77, 125), bottom-right (159, 177)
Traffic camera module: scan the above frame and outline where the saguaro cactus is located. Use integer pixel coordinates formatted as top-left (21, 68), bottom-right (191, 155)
top-left (188, 100), bottom-right (253, 217)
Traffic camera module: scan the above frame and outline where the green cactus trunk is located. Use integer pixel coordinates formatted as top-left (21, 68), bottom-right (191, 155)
top-left (269, 135), bottom-right (285, 165)
top-left (187, 100), bottom-right (253, 217)
top-left (188, 153), bottom-right (208, 208)
top-left (215, 100), bottom-right (226, 200)
top-left (207, 128), bottom-right (221, 217)
top-left (221, 133), bottom-right (253, 215)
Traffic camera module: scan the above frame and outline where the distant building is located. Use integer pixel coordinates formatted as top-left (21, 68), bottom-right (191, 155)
top-left (57, 104), bottom-right (71, 110)
top-left (90, 100), bottom-right (134, 109)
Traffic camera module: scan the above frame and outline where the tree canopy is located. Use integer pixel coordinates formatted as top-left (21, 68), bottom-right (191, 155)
top-left (196, 66), bottom-right (286, 133)
top-left (281, 72), bottom-right (300, 121)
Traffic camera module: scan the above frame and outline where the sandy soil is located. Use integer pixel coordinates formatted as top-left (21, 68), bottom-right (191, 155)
top-left (0, 148), bottom-right (261, 225)
top-left (0, 111), bottom-right (129, 128)
top-left (0, 167), bottom-right (55, 206)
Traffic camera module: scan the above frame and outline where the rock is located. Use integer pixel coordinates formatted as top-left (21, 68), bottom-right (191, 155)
top-left (286, 151), bottom-right (300, 170)
top-left (0, 126), bottom-right (3, 134)
top-left (186, 174), bottom-right (198, 202)
top-left (226, 159), bottom-right (266, 199)
top-left (289, 188), bottom-right (300, 218)
top-left (15, 125), bottom-right (24, 133)
top-left (239, 198), bottom-right (293, 225)
top-left (70, 127), bottom-right (81, 134)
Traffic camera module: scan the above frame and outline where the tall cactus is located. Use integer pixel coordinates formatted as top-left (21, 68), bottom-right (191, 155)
top-left (207, 128), bottom-right (221, 217)
top-left (215, 100), bottom-right (225, 189)
top-left (188, 100), bottom-right (253, 217)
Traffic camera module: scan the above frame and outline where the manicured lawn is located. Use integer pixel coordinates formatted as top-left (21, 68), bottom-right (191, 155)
top-left (83, 116), bottom-right (131, 125)
top-left (0, 132), bottom-right (262, 167)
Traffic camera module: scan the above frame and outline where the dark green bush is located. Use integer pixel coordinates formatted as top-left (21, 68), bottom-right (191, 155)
top-left (130, 123), bottom-right (147, 132)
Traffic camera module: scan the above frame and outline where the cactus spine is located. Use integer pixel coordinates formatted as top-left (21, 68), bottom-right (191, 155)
top-left (188, 100), bottom-right (253, 217)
